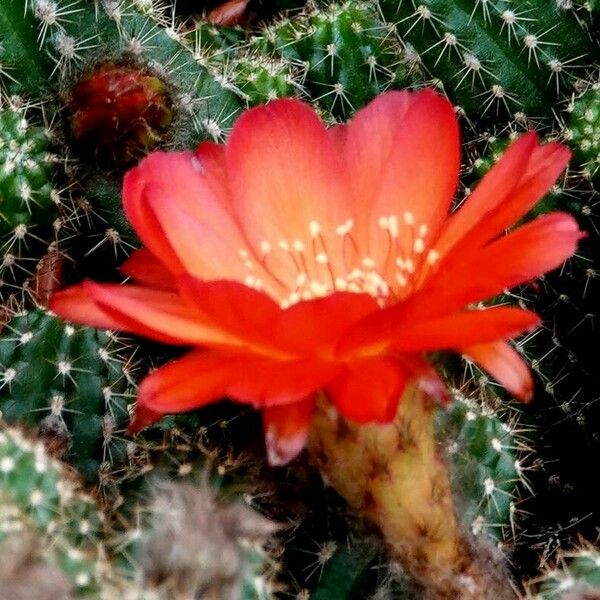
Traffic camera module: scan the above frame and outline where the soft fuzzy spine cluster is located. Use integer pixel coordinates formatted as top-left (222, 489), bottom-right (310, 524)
top-left (107, 428), bottom-right (280, 599)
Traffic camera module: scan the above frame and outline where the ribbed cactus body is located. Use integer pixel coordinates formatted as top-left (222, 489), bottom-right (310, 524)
top-left (0, 309), bottom-right (136, 482)
top-left (0, 106), bottom-right (60, 301)
top-left (0, 423), bottom-right (106, 596)
top-left (250, 1), bottom-right (416, 118)
top-left (436, 390), bottom-right (523, 544)
top-left (232, 55), bottom-right (302, 105)
top-left (526, 547), bottom-right (600, 598)
top-left (380, 0), bottom-right (598, 122)
top-left (565, 82), bottom-right (600, 180)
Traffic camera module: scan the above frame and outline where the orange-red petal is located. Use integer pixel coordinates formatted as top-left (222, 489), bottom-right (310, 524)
top-left (226, 98), bottom-right (351, 284)
top-left (50, 284), bottom-right (124, 331)
top-left (462, 341), bottom-right (534, 402)
top-left (80, 282), bottom-right (238, 346)
top-left (122, 157), bottom-right (185, 274)
top-left (435, 135), bottom-right (571, 259)
top-left (337, 306), bottom-right (540, 357)
top-left (434, 132), bottom-right (538, 257)
top-left (120, 248), bottom-right (176, 290)
top-left (409, 212), bottom-right (584, 320)
top-left (177, 277), bottom-right (287, 355)
top-left (366, 89), bottom-right (460, 263)
top-left (263, 399), bottom-right (315, 466)
top-left (223, 357), bottom-right (341, 407)
top-left (335, 90), bottom-right (412, 246)
top-left (326, 357), bottom-right (406, 423)
top-left (134, 351), bottom-right (243, 416)
top-left (123, 150), bottom-right (252, 282)
top-left (275, 292), bottom-right (380, 355)
top-left (134, 350), bottom-right (340, 415)
top-left (143, 181), bottom-right (253, 284)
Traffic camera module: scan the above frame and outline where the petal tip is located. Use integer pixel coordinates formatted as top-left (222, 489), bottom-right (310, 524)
top-left (265, 424), bottom-right (307, 467)
top-left (127, 402), bottom-right (164, 435)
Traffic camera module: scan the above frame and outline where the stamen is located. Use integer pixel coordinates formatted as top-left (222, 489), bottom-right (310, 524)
top-left (335, 219), bottom-right (354, 236)
top-left (362, 257), bottom-right (376, 269)
top-left (427, 249), bottom-right (440, 265)
top-left (388, 215), bottom-right (399, 238)
top-left (309, 221), bottom-right (322, 238)
top-left (396, 273), bottom-right (408, 287)
top-left (335, 277), bottom-right (348, 291)
top-left (296, 273), bottom-right (308, 287)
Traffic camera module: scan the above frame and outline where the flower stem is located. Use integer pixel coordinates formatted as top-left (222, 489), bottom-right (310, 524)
top-left (308, 389), bottom-right (516, 599)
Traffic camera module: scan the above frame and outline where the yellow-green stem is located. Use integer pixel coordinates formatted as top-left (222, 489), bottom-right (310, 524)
top-left (308, 388), bottom-right (515, 599)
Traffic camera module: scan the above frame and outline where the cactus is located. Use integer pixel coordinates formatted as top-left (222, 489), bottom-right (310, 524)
top-left (0, 422), bottom-right (107, 596)
top-left (0, 103), bottom-right (63, 304)
top-left (279, 382), bottom-right (529, 600)
top-left (564, 80), bottom-right (600, 180)
top-left (436, 388), bottom-right (526, 545)
top-left (306, 384), bottom-right (527, 598)
top-left (106, 426), bottom-right (281, 599)
top-left (525, 546), bottom-right (600, 598)
top-left (0, 308), bottom-right (137, 482)
top-left (380, 0), bottom-right (598, 123)
top-left (231, 54), bottom-right (304, 106)
top-left (249, 1), bottom-right (417, 118)
top-left (459, 125), bottom-right (600, 574)
top-left (0, 0), bottom-right (599, 597)
top-left (0, 0), bottom-right (242, 149)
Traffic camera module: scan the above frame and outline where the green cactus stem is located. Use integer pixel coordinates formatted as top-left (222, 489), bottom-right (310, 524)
top-left (380, 0), bottom-right (598, 123)
top-left (250, 1), bottom-right (417, 118)
top-left (0, 422), bottom-right (108, 596)
top-left (0, 104), bottom-right (63, 303)
top-left (0, 308), bottom-right (137, 482)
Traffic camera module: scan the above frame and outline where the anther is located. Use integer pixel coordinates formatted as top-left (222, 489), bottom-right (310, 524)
top-left (362, 257), bottom-right (376, 269)
top-left (413, 238), bottom-right (425, 253)
top-left (309, 221), bottom-right (321, 238)
top-left (426, 249), bottom-right (440, 265)
top-left (336, 219), bottom-right (354, 236)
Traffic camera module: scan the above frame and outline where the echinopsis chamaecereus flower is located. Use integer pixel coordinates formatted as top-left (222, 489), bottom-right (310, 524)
top-left (50, 90), bottom-right (583, 466)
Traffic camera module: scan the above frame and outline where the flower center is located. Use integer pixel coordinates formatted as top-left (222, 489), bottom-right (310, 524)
top-left (238, 213), bottom-right (440, 308)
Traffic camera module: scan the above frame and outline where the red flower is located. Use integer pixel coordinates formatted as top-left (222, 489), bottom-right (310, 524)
top-left (50, 90), bottom-right (583, 465)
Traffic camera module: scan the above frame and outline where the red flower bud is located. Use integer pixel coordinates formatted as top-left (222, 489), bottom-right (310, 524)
top-left (69, 63), bottom-right (173, 165)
